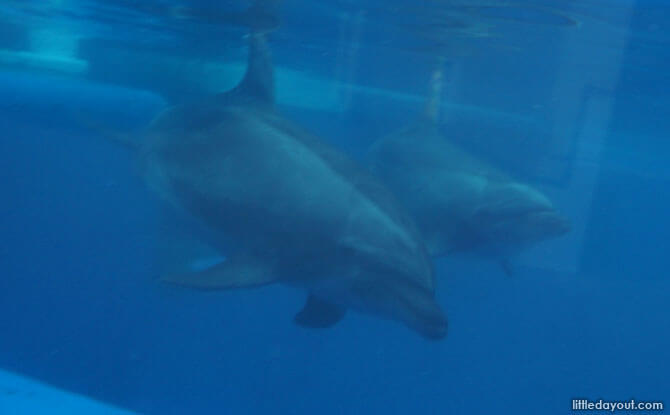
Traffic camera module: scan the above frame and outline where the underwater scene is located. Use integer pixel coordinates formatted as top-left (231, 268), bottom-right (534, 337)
top-left (0, 0), bottom-right (668, 414)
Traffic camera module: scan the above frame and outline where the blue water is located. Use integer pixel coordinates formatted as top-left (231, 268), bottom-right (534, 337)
top-left (1, 1), bottom-right (669, 414)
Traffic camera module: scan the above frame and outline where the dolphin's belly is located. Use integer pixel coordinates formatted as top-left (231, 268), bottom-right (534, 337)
top-left (141, 108), bottom-right (421, 271)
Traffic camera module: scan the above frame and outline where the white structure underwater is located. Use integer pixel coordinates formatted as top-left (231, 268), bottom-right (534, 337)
top-left (0, 0), bottom-right (88, 74)
top-left (0, 369), bottom-right (135, 415)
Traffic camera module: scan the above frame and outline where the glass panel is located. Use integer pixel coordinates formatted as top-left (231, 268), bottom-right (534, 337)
top-left (0, 1), bottom-right (667, 414)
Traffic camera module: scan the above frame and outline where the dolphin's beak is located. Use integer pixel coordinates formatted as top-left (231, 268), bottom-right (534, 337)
top-left (482, 182), bottom-right (572, 240)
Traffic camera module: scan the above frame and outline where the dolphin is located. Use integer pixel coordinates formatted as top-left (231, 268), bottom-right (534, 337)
top-left (107, 22), bottom-right (446, 338)
top-left (368, 65), bottom-right (570, 273)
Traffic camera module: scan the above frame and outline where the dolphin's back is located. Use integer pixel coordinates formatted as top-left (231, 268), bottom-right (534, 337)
top-left (371, 122), bottom-right (508, 183)
top-left (258, 111), bottom-right (428, 242)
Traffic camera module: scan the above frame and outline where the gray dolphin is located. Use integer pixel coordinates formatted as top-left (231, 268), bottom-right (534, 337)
top-left (111, 27), bottom-right (446, 339)
top-left (368, 66), bottom-right (570, 272)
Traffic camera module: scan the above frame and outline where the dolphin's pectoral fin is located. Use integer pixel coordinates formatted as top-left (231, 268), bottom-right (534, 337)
top-left (294, 295), bottom-right (346, 328)
top-left (500, 259), bottom-right (514, 277)
top-left (161, 255), bottom-right (276, 290)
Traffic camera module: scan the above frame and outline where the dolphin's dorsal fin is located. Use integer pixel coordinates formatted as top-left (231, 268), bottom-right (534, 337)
top-left (422, 56), bottom-right (446, 124)
top-left (218, 33), bottom-right (275, 108)
top-left (215, 1), bottom-right (278, 107)
top-left (235, 33), bottom-right (274, 104)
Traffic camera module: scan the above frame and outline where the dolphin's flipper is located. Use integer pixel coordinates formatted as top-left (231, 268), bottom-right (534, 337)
top-left (161, 255), bottom-right (276, 290)
top-left (294, 295), bottom-right (346, 328)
